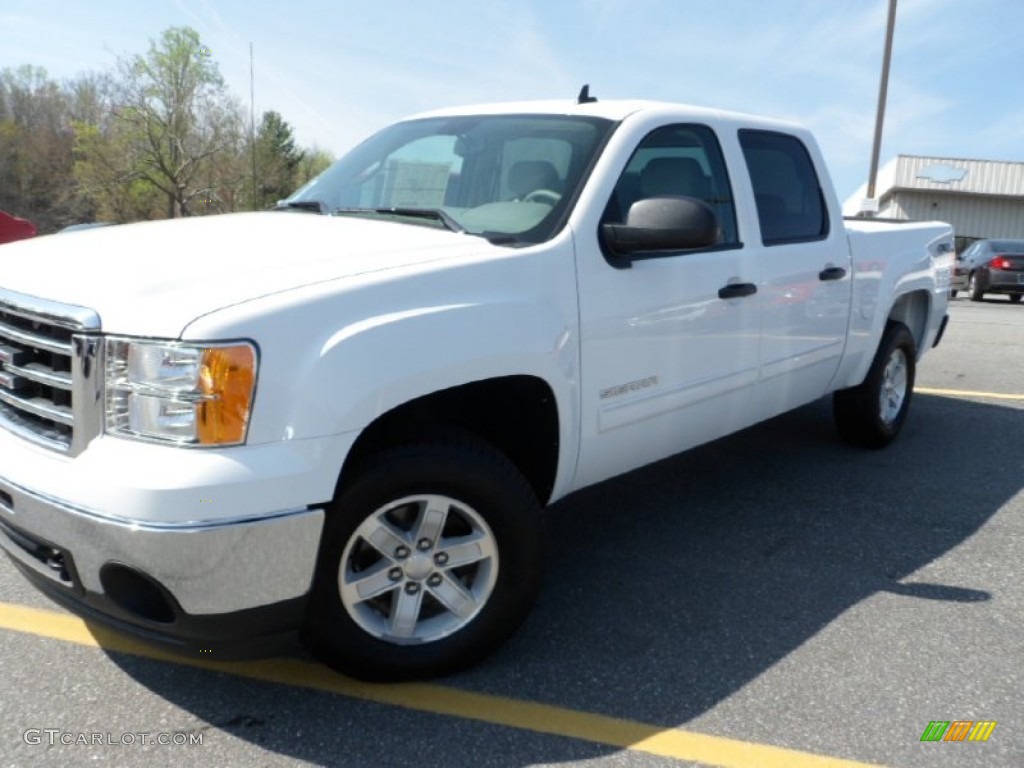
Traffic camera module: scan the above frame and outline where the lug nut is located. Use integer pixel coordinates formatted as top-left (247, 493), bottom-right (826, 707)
top-left (405, 582), bottom-right (421, 595)
top-left (427, 573), bottom-right (443, 587)
top-left (388, 567), bottom-right (402, 582)
top-left (434, 552), bottom-right (449, 566)
top-left (394, 545), bottom-right (410, 559)
top-left (416, 537), bottom-right (432, 551)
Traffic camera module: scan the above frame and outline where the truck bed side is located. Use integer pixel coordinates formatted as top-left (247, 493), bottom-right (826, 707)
top-left (831, 218), bottom-right (954, 391)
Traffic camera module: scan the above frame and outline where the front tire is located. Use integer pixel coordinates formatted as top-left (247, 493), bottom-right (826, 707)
top-left (303, 437), bottom-right (544, 681)
top-left (833, 321), bottom-right (916, 449)
top-left (1010, 294), bottom-right (1022, 304)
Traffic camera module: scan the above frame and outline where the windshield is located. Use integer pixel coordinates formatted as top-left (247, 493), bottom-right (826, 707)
top-left (286, 114), bottom-right (614, 244)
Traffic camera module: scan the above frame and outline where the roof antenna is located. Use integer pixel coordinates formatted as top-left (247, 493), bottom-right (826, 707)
top-left (577, 84), bottom-right (598, 104)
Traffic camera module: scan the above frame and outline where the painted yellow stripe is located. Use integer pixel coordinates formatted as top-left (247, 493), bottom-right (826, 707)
top-left (0, 601), bottom-right (882, 768)
top-left (917, 386), bottom-right (1024, 402)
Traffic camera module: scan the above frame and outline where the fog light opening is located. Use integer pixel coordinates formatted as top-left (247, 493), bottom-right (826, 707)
top-left (99, 563), bottom-right (177, 624)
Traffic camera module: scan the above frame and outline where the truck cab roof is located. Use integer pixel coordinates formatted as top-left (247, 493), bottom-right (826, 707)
top-left (408, 98), bottom-right (801, 132)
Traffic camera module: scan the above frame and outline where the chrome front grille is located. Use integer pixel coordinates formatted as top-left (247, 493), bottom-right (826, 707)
top-left (0, 289), bottom-right (102, 454)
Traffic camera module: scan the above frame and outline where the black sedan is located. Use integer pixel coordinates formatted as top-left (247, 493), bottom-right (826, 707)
top-left (959, 239), bottom-right (1024, 303)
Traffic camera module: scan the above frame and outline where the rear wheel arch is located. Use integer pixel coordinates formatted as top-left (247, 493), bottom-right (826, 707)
top-left (887, 291), bottom-right (929, 358)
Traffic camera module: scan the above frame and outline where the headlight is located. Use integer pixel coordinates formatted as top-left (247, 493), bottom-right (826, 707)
top-left (105, 338), bottom-right (257, 446)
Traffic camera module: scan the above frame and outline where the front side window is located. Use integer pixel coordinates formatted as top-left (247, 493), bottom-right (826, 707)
top-left (603, 124), bottom-right (739, 247)
top-left (739, 129), bottom-right (829, 245)
top-left (287, 115), bottom-right (615, 244)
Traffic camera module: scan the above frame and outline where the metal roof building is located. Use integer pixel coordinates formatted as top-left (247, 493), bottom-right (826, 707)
top-left (844, 155), bottom-right (1024, 251)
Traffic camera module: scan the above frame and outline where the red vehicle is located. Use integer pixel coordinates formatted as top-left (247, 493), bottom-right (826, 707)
top-left (0, 211), bottom-right (37, 244)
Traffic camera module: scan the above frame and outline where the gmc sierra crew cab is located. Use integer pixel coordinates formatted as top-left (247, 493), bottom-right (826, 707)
top-left (0, 94), bottom-right (953, 680)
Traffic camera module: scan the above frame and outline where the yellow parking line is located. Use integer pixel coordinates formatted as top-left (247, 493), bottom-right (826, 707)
top-left (0, 601), bottom-right (881, 768)
top-left (916, 386), bottom-right (1024, 402)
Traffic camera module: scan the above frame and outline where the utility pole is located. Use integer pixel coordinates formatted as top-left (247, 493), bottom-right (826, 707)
top-left (250, 42), bottom-right (258, 210)
top-left (864, 0), bottom-right (898, 217)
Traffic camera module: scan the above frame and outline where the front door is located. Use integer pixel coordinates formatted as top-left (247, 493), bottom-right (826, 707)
top-left (573, 123), bottom-right (762, 489)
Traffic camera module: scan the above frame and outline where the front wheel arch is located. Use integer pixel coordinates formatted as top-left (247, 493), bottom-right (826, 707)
top-left (339, 376), bottom-right (561, 506)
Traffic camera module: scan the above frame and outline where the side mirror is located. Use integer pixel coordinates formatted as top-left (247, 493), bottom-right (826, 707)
top-left (602, 196), bottom-right (720, 261)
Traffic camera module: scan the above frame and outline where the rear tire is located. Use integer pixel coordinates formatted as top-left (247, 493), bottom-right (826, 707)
top-left (968, 272), bottom-right (984, 301)
top-left (833, 321), bottom-right (916, 449)
top-left (303, 436), bottom-right (544, 681)
top-left (1010, 294), bottom-right (1022, 304)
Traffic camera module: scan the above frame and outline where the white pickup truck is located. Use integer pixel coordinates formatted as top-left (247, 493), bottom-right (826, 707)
top-left (0, 94), bottom-right (953, 680)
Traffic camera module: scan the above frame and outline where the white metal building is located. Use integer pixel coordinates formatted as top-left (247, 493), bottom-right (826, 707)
top-left (844, 155), bottom-right (1024, 251)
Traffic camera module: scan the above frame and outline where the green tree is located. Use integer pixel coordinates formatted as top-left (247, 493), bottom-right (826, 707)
top-left (250, 110), bottom-right (304, 209)
top-left (73, 120), bottom-right (164, 222)
top-left (296, 144), bottom-right (335, 186)
top-left (3, 29), bottom-right (327, 228)
top-left (0, 66), bottom-right (83, 232)
top-left (110, 26), bottom-right (244, 218)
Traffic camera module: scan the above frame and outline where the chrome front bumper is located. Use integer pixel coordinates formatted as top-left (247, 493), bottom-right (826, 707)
top-left (0, 471), bottom-right (325, 652)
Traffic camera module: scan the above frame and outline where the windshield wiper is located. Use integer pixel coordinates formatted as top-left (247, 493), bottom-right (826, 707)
top-left (479, 232), bottom-right (524, 246)
top-left (273, 200), bottom-right (328, 214)
top-left (332, 207), bottom-right (465, 234)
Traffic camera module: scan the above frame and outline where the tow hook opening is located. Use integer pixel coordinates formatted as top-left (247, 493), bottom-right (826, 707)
top-left (0, 518), bottom-right (74, 586)
top-left (99, 563), bottom-right (177, 624)
top-left (45, 550), bottom-right (70, 581)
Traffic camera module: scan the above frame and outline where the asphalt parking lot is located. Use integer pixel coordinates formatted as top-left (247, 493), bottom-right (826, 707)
top-left (1, 298), bottom-right (1021, 768)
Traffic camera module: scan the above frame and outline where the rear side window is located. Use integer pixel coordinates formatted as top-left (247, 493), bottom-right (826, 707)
top-left (739, 130), bottom-right (828, 245)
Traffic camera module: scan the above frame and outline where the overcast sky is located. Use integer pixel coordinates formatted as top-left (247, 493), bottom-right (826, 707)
top-left (2, 0), bottom-right (1020, 201)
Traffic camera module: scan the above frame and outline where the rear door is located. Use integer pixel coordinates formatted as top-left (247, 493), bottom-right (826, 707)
top-left (738, 129), bottom-right (852, 419)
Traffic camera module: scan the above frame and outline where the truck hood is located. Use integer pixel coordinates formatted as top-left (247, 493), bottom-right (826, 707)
top-left (0, 212), bottom-right (489, 337)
